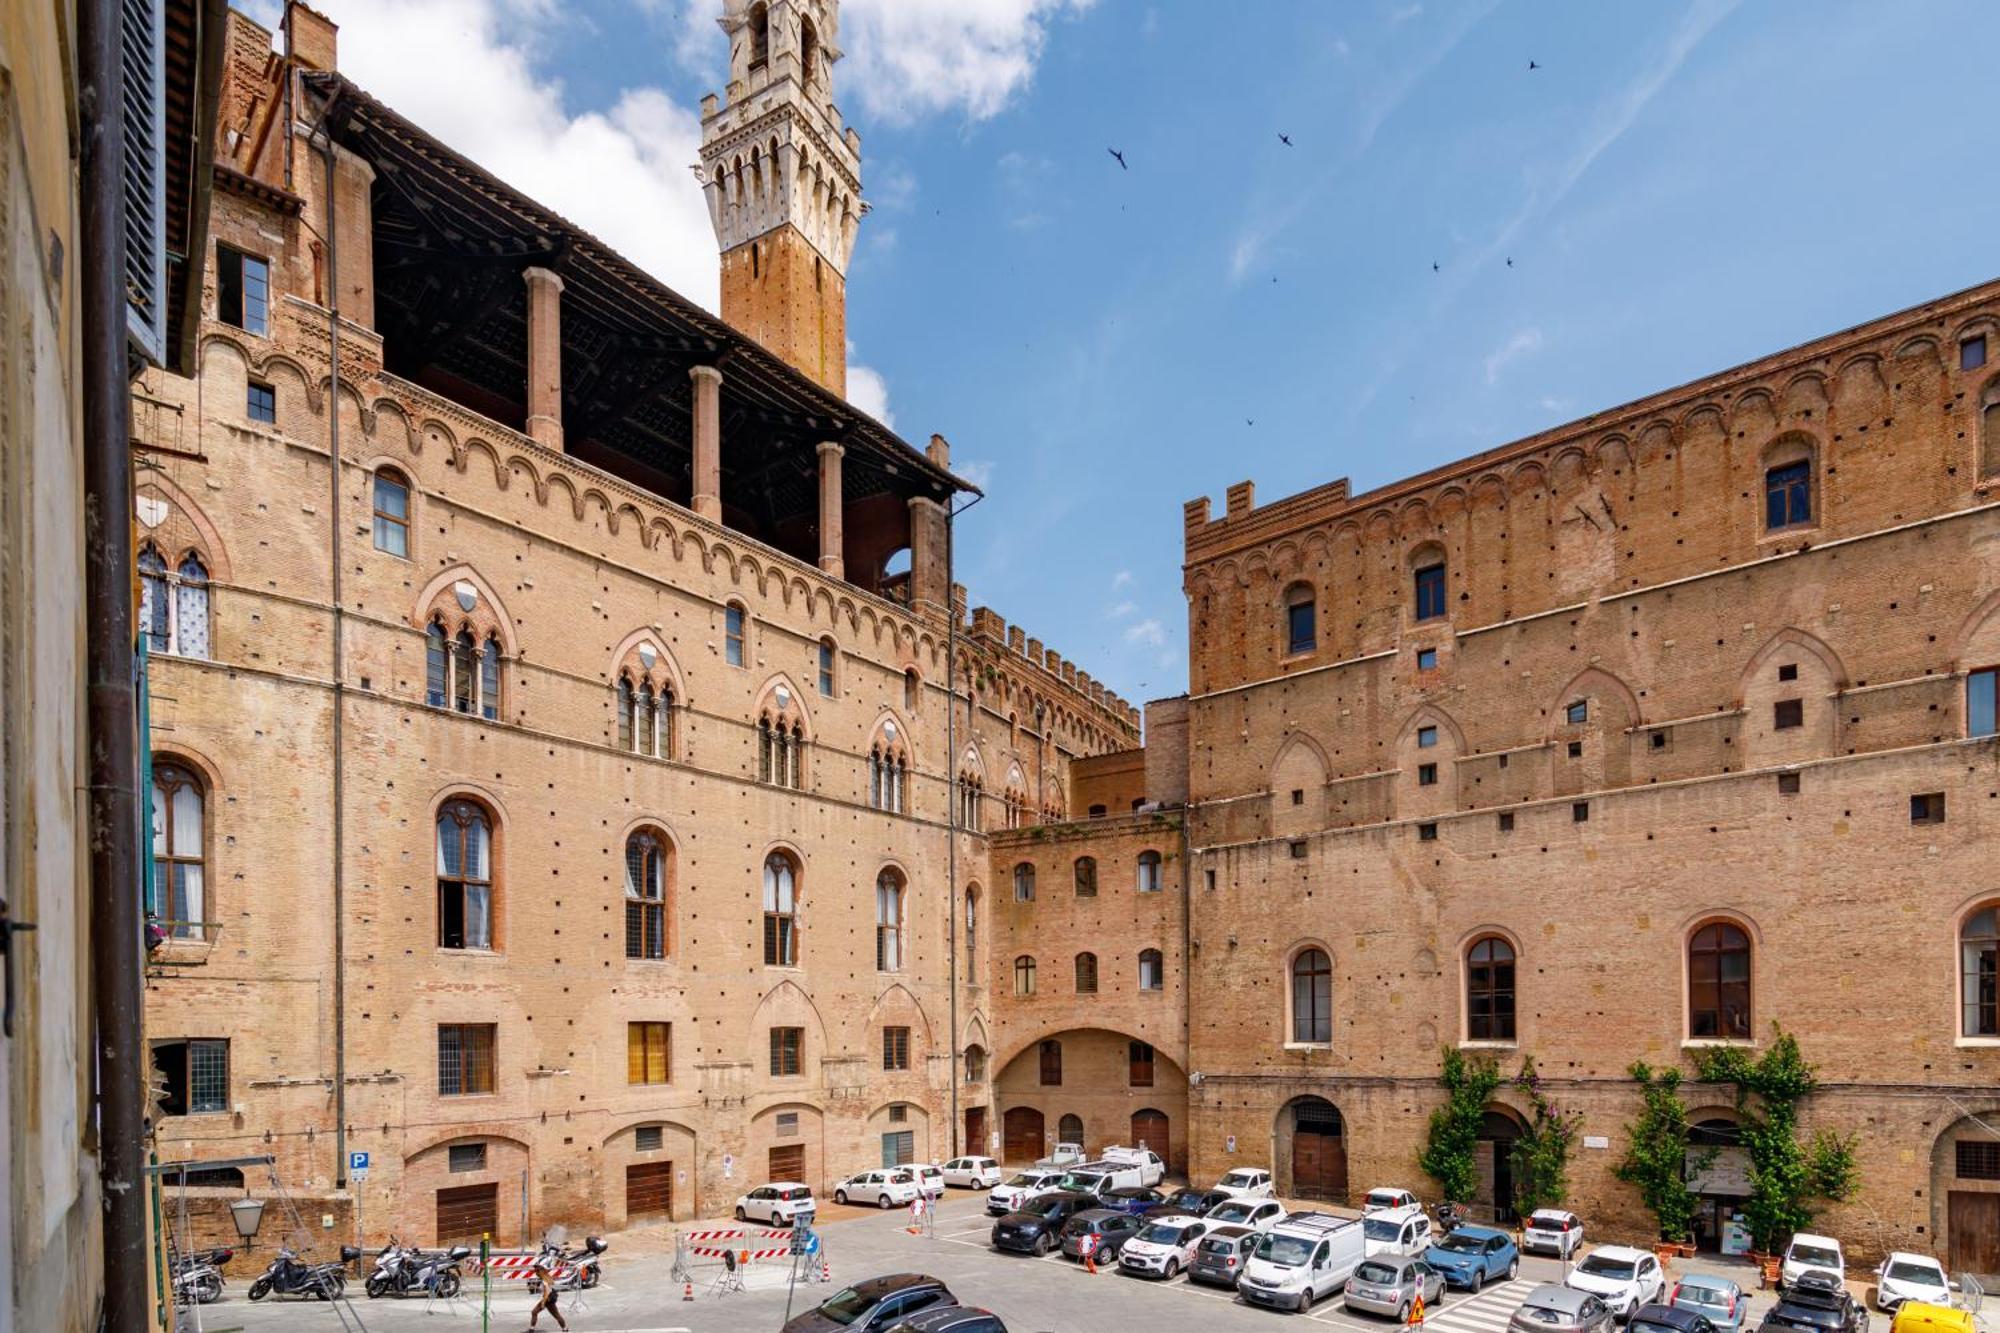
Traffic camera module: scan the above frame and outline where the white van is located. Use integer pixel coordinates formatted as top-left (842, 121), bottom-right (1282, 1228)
top-left (1237, 1214), bottom-right (1365, 1313)
top-left (1362, 1204), bottom-right (1433, 1259)
top-left (1100, 1146), bottom-right (1166, 1188)
top-left (1055, 1160), bottom-right (1144, 1198)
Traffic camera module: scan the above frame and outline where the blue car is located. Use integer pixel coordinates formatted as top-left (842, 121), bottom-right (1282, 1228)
top-left (1099, 1187), bottom-right (1166, 1215)
top-left (1423, 1226), bottom-right (1519, 1291)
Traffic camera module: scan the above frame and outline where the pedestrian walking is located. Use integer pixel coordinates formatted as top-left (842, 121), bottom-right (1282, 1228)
top-left (528, 1242), bottom-right (568, 1332)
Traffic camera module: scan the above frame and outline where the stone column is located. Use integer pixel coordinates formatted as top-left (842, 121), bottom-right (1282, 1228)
top-left (816, 442), bottom-right (845, 577)
top-left (907, 496), bottom-right (949, 619)
top-left (690, 365), bottom-right (723, 520)
top-left (522, 266), bottom-right (565, 450)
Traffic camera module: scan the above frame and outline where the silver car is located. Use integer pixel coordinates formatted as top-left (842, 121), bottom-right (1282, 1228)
top-left (1512, 1284), bottom-right (1617, 1333)
top-left (1671, 1274), bottom-right (1750, 1333)
top-left (1347, 1257), bottom-right (1446, 1320)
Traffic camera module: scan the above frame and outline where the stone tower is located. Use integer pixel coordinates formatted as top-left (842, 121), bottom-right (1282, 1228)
top-left (699, 0), bottom-right (862, 397)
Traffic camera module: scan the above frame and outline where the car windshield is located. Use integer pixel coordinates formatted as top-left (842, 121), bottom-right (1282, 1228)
top-left (1356, 1262), bottom-right (1403, 1284)
top-left (1790, 1245), bottom-right (1841, 1267)
top-left (1002, 1174), bottom-right (1037, 1188)
top-left (1257, 1233), bottom-right (1315, 1267)
top-left (1020, 1195), bottom-right (1065, 1217)
top-left (813, 1287), bottom-right (876, 1326)
top-left (1579, 1255), bottom-right (1637, 1279)
top-left (1138, 1223), bottom-right (1188, 1244)
top-left (1433, 1232), bottom-right (1486, 1253)
top-left (1059, 1174), bottom-right (1102, 1192)
top-left (1221, 1172), bottom-right (1259, 1187)
top-left (1886, 1261), bottom-right (1943, 1284)
top-left (1211, 1203), bottom-right (1253, 1222)
top-left (1364, 1218), bottom-right (1403, 1240)
top-left (1676, 1283), bottom-right (1730, 1307)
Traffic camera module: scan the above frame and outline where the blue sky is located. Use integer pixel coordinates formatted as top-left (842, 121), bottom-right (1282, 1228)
top-left (270, 0), bottom-right (2000, 709)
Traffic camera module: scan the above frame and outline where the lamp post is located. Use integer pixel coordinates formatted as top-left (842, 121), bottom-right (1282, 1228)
top-left (230, 1196), bottom-right (267, 1248)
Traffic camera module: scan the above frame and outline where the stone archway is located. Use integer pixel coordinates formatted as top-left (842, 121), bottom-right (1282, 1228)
top-left (992, 1027), bottom-right (1190, 1173)
top-left (1476, 1107), bottom-right (1527, 1223)
top-left (1930, 1109), bottom-right (2000, 1280)
top-left (1276, 1095), bottom-right (1348, 1203)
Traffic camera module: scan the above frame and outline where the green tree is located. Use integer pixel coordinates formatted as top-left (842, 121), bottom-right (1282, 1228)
top-left (1419, 1048), bottom-right (1501, 1204)
top-left (1510, 1056), bottom-right (1584, 1213)
top-left (1614, 1062), bottom-right (1713, 1243)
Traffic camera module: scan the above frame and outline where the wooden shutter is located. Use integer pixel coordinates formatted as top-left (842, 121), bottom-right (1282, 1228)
top-left (121, 0), bottom-right (168, 363)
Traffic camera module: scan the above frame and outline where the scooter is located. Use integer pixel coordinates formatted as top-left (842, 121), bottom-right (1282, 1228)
top-left (411, 1244), bottom-right (471, 1299)
top-left (246, 1245), bottom-right (359, 1301)
top-left (171, 1257), bottom-right (224, 1306)
top-left (525, 1236), bottom-right (608, 1293)
top-left (1434, 1201), bottom-right (1467, 1236)
top-left (364, 1238), bottom-right (418, 1298)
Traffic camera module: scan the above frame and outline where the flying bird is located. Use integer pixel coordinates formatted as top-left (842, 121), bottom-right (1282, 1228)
top-left (1279, 133), bottom-right (1293, 146)
top-left (1246, 419), bottom-right (1255, 427)
top-left (1506, 257), bottom-right (1514, 267)
top-left (1528, 60), bottom-right (1540, 70)
top-left (1107, 148), bottom-right (1128, 170)
top-left (1432, 262), bottom-right (1440, 272)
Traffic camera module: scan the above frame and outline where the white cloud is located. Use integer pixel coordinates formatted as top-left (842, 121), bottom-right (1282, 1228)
top-left (841, 0), bottom-right (1096, 124)
top-left (1539, 395), bottom-right (1575, 414)
top-left (955, 458), bottom-right (997, 490)
top-left (1484, 327), bottom-right (1544, 385)
top-left (1110, 600), bottom-right (1137, 618)
top-left (846, 360), bottom-right (895, 428)
top-left (1111, 570), bottom-right (1134, 590)
top-left (1123, 618), bottom-right (1166, 648)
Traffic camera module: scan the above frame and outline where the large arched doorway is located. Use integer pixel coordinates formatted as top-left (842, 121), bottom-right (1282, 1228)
top-left (1132, 1108), bottom-right (1169, 1164)
top-left (1277, 1096), bottom-right (1347, 1202)
top-left (1003, 1106), bottom-right (1045, 1164)
top-left (1930, 1110), bottom-right (2000, 1279)
top-left (1476, 1108), bottom-right (1526, 1223)
top-left (1688, 1116), bottom-right (1751, 1254)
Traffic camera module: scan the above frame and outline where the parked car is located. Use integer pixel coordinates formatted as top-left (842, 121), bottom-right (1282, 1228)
top-left (1059, 1208), bottom-right (1146, 1262)
top-left (1148, 1186), bottom-right (1230, 1219)
top-left (1117, 1215), bottom-right (1210, 1279)
top-left (1100, 1187), bottom-right (1166, 1215)
top-left (1670, 1274), bottom-right (1751, 1333)
top-left (884, 1308), bottom-right (1009, 1333)
top-left (833, 1169), bottom-right (920, 1209)
top-left (986, 1168), bottom-right (1067, 1216)
top-left (1566, 1246), bottom-right (1667, 1320)
top-left (1056, 1161), bottom-right (1150, 1198)
top-left (1346, 1257), bottom-right (1447, 1321)
top-left (1781, 1235), bottom-right (1847, 1292)
top-left (1362, 1204), bottom-right (1435, 1260)
top-left (737, 1183), bottom-right (817, 1227)
top-left (1034, 1142), bottom-right (1086, 1169)
top-left (1101, 1146), bottom-right (1167, 1187)
top-left (1213, 1167), bottom-right (1276, 1199)
top-left (1205, 1197), bottom-right (1287, 1232)
top-left (1759, 1273), bottom-right (1868, 1333)
top-left (991, 1191), bottom-right (1095, 1256)
top-left (1630, 1305), bottom-right (1720, 1333)
top-left (1238, 1213), bottom-right (1367, 1313)
top-left (1887, 1305), bottom-right (1972, 1333)
top-left (1424, 1225), bottom-right (1519, 1291)
top-left (941, 1157), bottom-right (1003, 1190)
top-left (1364, 1187), bottom-right (1420, 1214)
top-left (1189, 1225), bottom-right (1261, 1289)
top-left (782, 1273), bottom-right (957, 1333)
top-left (911, 1164), bottom-right (946, 1199)
top-left (1523, 1210), bottom-right (1586, 1258)
top-left (1513, 1285), bottom-right (1618, 1333)
top-left (1873, 1254), bottom-right (1951, 1312)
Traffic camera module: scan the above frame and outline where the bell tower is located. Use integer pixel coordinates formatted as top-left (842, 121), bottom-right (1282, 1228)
top-left (699, 0), bottom-right (863, 397)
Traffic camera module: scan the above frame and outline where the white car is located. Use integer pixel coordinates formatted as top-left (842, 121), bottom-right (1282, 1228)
top-left (832, 1169), bottom-right (919, 1208)
top-left (1214, 1167), bottom-right (1276, 1199)
top-left (735, 1182), bottom-right (816, 1226)
top-left (1102, 1146), bottom-right (1167, 1188)
top-left (987, 1168), bottom-right (1066, 1215)
top-left (909, 1163), bottom-right (946, 1199)
top-left (1363, 1187), bottom-right (1419, 1214)
top-left (1783, 1234), bottom-right (1846, 1291)
top-left (1361, 1204), bottom-right (1433, 1259)
top-left (1874, 1252), bottom-right (1951, 1311)
top-left (1117, 1215), bottom-right (1210, 1279)
top-left (1522, 1209), bottom-right (1585, 1258)
top-left (942, 1156), bottom-right (1003, 1190)
top-left (1565, 1245), bottom-right (1667, 1318)
top-left (1206, 1197), bottom-right (1287, 1232)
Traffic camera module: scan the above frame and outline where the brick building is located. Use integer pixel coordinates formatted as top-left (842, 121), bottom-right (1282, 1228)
top-left (988, 276), bottom-right (2000, 1275)
top-left (135, 0), bottom-right (1136, 1248)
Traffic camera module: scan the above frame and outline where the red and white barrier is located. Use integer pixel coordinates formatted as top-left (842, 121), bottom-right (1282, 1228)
top-left (688, 1245), bottom-right (789, 1262)
top-left (679, 1227), bottom-right (791, 1243)
top-left (469, 1253), bottom-right (576, 1282)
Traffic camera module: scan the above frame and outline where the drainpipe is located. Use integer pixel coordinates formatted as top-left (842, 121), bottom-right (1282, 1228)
top-left (79, 0), bottom-right (150, 1324)
top-left (942, 491), bottom-right (982, 1158)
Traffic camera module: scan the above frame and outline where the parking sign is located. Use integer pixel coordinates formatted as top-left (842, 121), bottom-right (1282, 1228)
top-left (349, 1151), bottom-right (370, 1180)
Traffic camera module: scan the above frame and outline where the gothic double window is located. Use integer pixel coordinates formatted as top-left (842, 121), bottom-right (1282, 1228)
top-left (138, 545), bottom-right (210, 659)
top-left (759, 714), bottom-right (806, 788)
top-left (869, 725), bottom-right (909, 813)
top-left (956, 773), bottom-right (984, 831)
top-left (426, 620), bottom-right (503, 719)
top-left (617, 674), bottom-right (677, 759)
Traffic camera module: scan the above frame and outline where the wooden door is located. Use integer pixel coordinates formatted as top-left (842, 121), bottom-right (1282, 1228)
top-left (965, 1106), bottom-right (988, 1157)
top-left (1947, 1191), bottom-right (2000, 1276)
top-left (625, 1161), bottom-right (673, 1221)
top-left (1292, 1129), bottom-right (1348, 1201)
top-left (435, 1183), bottom-right (499, 1245)
top-left (768, 1143), bottom-right (806, 1183)
top-left (1002, 1107), bottom-right (1044, 1163)
top-left (1131, 1109), bottom-right (1169, 1165)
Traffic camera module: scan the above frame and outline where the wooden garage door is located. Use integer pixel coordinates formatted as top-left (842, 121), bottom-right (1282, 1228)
top-left (1948, 1191), bottom-right (2000, 1276)
top-left (965, 1107), bottom-right (988, 1157)
top-left (769, 1143), bottom-right (806, 1183)
top-left (1292, 1130), bottom-right (1348, 1202)
top-left (436, 1183), bottom-right (499, 1246)
top-left (1003, 1107), bottom-right (1044, 1163)
top-left (1132, 1109), bottom-right (1169, 1165)
top-left (626, 1161), bottom-right (673, 1221)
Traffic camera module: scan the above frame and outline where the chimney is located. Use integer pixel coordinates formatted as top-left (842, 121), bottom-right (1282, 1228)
top-left (928, 433), bottom-right (951, 469)
top-left (284, 1), bottom-right (338, 71)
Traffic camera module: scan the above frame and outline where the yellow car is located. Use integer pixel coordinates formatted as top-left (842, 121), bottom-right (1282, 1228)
top-left (1888, 1302), bottom-right (1973, 1333)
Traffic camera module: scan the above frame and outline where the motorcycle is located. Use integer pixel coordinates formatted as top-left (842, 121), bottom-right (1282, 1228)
top-left (1434, 1201), bottom-right (1467, 1236)
top-left (169, 1245), bottom-right (234, 1305)
top-left (525, 1235), bottom-right (608, 1294)
top-left (366, 1237), bottom-right (471, 1299)
top-left (364, 1238), bottom-right (416, 1298)
top-left (412, 1244), bottom-right (471, 1299)
top-left (246, 1245), bottom-right (359, 1301)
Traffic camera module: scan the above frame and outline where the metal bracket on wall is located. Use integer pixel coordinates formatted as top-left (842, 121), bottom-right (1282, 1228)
top-left (0, 896), bottom-right (37, 1037)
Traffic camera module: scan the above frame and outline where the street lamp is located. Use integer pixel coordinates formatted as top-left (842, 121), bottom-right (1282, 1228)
top-left (229, 1196), bottom-right (266, 1244)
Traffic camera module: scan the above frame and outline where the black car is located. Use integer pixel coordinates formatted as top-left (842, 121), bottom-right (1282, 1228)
top-left (1759, 1273), bottom-right (1869, 1333)
top-left (1143, 1187), bottom-right (1229, 1219)
top-left (885, 1308), bottom-right (1009, 1333)
top-left (781, 1274), bottom-right (958, 1333)
top-left (991, 1191), bottom-right (1095, 1255)
top-left (1632, 1304), bottom-right (1721, 1333)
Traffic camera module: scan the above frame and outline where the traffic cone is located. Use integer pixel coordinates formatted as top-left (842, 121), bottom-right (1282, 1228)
top-left (682, 1280), bottom-right (693, 1302)
top-left (1083, 1241), bottom-right (1097, 1276)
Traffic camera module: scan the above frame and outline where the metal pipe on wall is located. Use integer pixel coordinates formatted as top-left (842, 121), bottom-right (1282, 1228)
top-left (79, 0), bottom-right (152, 1323)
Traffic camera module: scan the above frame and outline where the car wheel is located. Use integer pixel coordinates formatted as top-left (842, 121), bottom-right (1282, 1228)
top-left (1164, 1260), bottom-right (1179, 1280)
top-left (879, 1195), bottom-right (893, 1209)
top-left (834, 1191), bottom-right (848, 1205)
top-left (1470, 1269), bottom-right (1484, 1294)
top-left (1400, 1303), bottom-right (1413, 1324)
top-left (1509, 1258), bottom-right (1520, 1280)
top-left (1035, 1235), bottom-right (1052, 1256)
top-left (735, 1206), bottom-right (747, 1221)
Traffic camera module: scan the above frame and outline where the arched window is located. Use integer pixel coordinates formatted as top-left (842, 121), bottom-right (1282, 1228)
top-left (763, 852), bottom-right (798, 966)
top-left (957, 773), bottom-right (983, 831)
top-left (1138, 948), bottom-right (1164, 991)
top-left (1291, 947), bottom-right (1332, 1043)
top-left (1038, 1038), bottom-right (1061, 1085)
top-left (426, 620), bottom-right (449, 707)
top-left (151, 763), bottom-right (207, 939)
top-left (1075, 952), bottom-right (1098, 993)
top-left (1285, 581), bottom-right (1316, 655)
top-left (1466, 936), bottom-right (1517, 1041)
top-left (817, 639), bottom-right (836, 696)
top-left (876, 869), bottom-right (904, 972)
top-left (137, 546), bottom-right (211, 658)
top-left (635, 683), bottom-right (657, 757)
top-left (1059, 1113), bottom-right (1084, 1144)
top-left (1014, 955), bottom-right (1036, 996)
top-left (799, 13), bottom-right (819, 86)
top-left (1414, 559), bottom-right (1447, 622)
top-left (372, 468), bottom-right (410, 556)
top-left (1136, 850), bottom-right (1163, 894)
top-left (139, 546), bottom-right (170, 653)
top-left (452, 628), bottom-right (476, 713)
top-left (759, 710), bottom-right (806, 789)
top-left (964, 887), bottom-right (979, 969)
top-left (436, 800), bottom-right (494, 951)
top-left (1961, 905), bottom-right (1998, 1038)
top-left (625, 830), bottom-right (667, 960)
top-left (481, 634), bottom-right (501, 720)
top-left (964, 1045), bottom-right (987, 1082)
top-left (1074, 856), bottom-right (1097, 897)
top-left (747, 0), bottom-right (769, 64)
top-left (1013, 862), bottom-right (1035, 902)
top-left (175, 556), bottom-right (210, 658)
top-left (617, 677), bottom-right (635, 750)
top-left (904, 668), bottom-right (920, 712)
top-left (1688, 921), bottom-right (1752, 1039)
top-left (724, 603), bottom-right (747, 667)
top-left (1765, 454), bottom-right (1813, 530)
